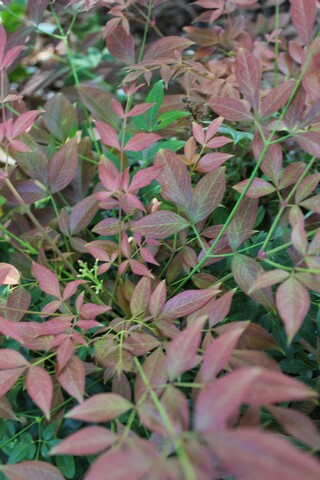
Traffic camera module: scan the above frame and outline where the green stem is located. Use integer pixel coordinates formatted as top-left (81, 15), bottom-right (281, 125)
top-left (169, 33), bottom-right (320, 297)
top-left (134, 358), bottom-right (196, 480)
top-left (4, 178), bottom-right (105, 306)
top-left (260, 156), bottom-right (316, 252)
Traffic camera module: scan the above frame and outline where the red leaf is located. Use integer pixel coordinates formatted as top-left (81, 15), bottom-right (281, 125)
top-left (0, 263), bottom-right (20, 285)
top-left (279, 162), bottom-right (306, 190)
top-left (130, 277), bottom-right (151, 318)
top-left (95, 121), bottom-right (120, 150)
top-left (276, 277), bottom-right (310, 342)
top-left (84, 446), bottom-right (155, 480)
top-left (155, 149), bottom-right (192, 211)
top-left (129, 166), bottom-right (162, 193)
top-left (249, 269), bottom-right (289, 292)
top-left (78, 86), bottom-right (118, 126)
top-left (0, 349), bottom-right (28, 369)
top-left (143, 36), bottom-right (194, 61)
top-left (268, 406), bottom-right (320, 449)
top-left (124, 133), bottom-right (160, 152)
top-left (131, 211), bottom-right (190, 239)
top-left (127, 103), bottom-right (155, 117)
top-left (246, 368), bottom-right (316, 405)
top-left (300, 194), bottom-right (320, 213)
top-left (48, 138), bottom-right (78, 193)
top-left (63, 280), bottom-right (86, 301)
top-left (51, 426), bottom-right (117, 456)
top-left (0, 24), bottom-right (7, 66)
top-left (12, 111), bottom-right (42, 138)
top-left (106, 27), bottom-right (135, 64)
top-left (149, 280), bottom-right (166, 317)
top-left (232, 254), bottom-right (274, 310)
top-left (57, 355), bottom-right (86, 403)
top-left (233, 178), bottom-right (276, 198)
top-left (303, 54), bottom-right (320, 101)
top-left (66, 393), bottom-right (132, 422)
top-left (227, 198), bottom-right (258, 251)
top-left (26, 366), bottom-right (53, 420)
top-left (1, 462), bottom-right (64, 480)
top-left (260, 81), bottom-right (295, 117)
top-left (209, 97), bottom-right (252, 121)
top-left (5, 287), bottom-right (31, 322)
top-left (129, 259), bottom-right (153, 278)
top-left (195, 368), bottom-right (261, 433)
top-left (1, 460), bottom-right (64, 480)
top-left (196, 152), bottom-right (232, 173)
top-left (206, 136), bottom-right (232, 149)
top-left (32, 262), bottom-right (61, 299)
top-left (166, 316), bottom-right (207, 380)
top-left (236, 48), bottom-right (261, 110)
top-left (189, 168), bottom-right (225, 223)
top-left (295, 132), bottom-right (320, 158)
top-left (2, 45), bottom-right (24, 70)
top-left (192, 122), bottom-right (205, 145)
top-left (290, 0), bottom-right (317, 45)
top-left (200, 323), bottom-right (249, 382)
top-left (253, 131), bottom-right (283, 185)
top-left (162, 288), bottom-right (219, 318)
top-left (295, 173), bottom-right (320, 203)
top-left (205, 116), bottom-right (224, 142)
top-left (124, 333), bottom-right (160, 356)
top-left (56, 337), bottom-right (74, 373)
top-left (208, 428), bottom-right (320, 480)
top-left (0, 397), bottom-right (17, 420)
top-left (0, 368), bottom-right (26, 397)
top-left (134, 348), bottom-right (167, 402)
top-left (69, 195), bottom-right (98, 235)
top-left (208, 289), bottom-right (236, 327)
top-left (80, 303), bottom-right (110, 319)
top-left (0, 317), bottom-right (26, 344)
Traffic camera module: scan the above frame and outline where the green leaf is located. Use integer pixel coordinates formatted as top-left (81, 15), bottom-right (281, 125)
top-left (218, 124), bottom-right (253, 144)
top-left (153, 110), bottom-right (190, 130)
top-left (133, 80), bottom-right (164, 130)
top-left (56, 455), bottom-right (76, 480)
top-left (42, 421), bottom-right (58, 441)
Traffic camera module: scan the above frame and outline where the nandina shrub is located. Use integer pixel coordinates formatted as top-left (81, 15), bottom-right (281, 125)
top-left (0, 0), bottom-right (320, 478)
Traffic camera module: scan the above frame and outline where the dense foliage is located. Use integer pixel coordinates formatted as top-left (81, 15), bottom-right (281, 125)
top-left (0, 0), bottom-right (320, 478)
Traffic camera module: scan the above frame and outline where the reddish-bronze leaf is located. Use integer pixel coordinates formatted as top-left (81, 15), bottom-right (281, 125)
top-left (207, 428), bottom-right (320, 480)
top-left (1, 461), bottom-right (64, 480)
top-left (48, 137), bottom-right (78, 193)
top-left (276, 277), bottom-right (310, 342)
top-left (32, 262), bottom-right (61, 299)
top-left (209, 97), bottom-right (252, 121)
top-left (131, 211), bottom-right (190, 239)
top-left (0, 367), bottom-right (26, 398)
top-left (195, 368), bottom-right (261, 433)
top-left (290, 0), bottom-right (317, 45)
top-left (189, 168), bottom-right (225, 223)
top-left (166, 316), bottom-right (207, 380)
top-left (227, 198), bottom-right (258, 251)
top-left (161, 288), bottom-right (219, 318)
top-left (155, 149), bottom-right (192, 211)
top-left (26, 365), bottom-right (53, 420)
top-left (235, 48), bottom-right (261, 111)
top-left (268, 406), bottom-right (320, 449)
top-left (232, 255), bottom-right (274, 310)
top-left (51, 426), bottom-right (117, 456)
top-left (57, 355), bottom-right (85, 403)
top-left (106, 27), bottom-right (135, 64)
top-left (66, 393), bottom-right (132, 422)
